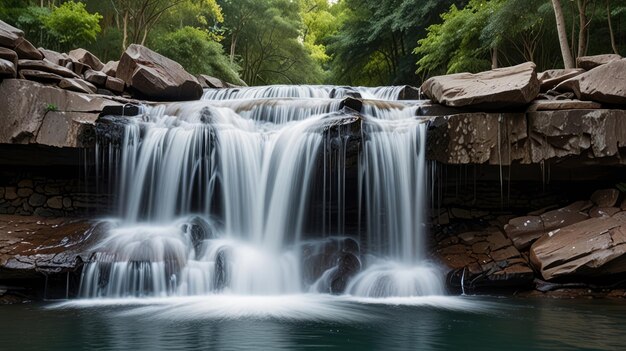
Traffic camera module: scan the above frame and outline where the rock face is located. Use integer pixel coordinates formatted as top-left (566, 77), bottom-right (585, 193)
top-left (0, 58), bottom-right (16, 78)
top-left (436, 229), bottom-right (534, 291)
top-left (0, 79), bottom-right (125, 147)
top-left (530, 213), bottom-right (626, 280)
top-left (576, 54), bottom-right (622, 70)
top-left (556, 59), bottom-right (626, 105)
top-left (18, 59), bottom-right (79, 78)
top-left (421, 62), bottom-right (540, 109)
top-left (116, 44), bottom-right (202, 101)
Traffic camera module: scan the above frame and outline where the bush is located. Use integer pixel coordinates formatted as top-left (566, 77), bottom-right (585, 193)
top-left (44, 1), bottom-right (102, 51)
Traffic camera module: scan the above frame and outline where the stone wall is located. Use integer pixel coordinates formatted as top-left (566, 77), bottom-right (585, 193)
top-left (0, 175), bottom-right (110, 217)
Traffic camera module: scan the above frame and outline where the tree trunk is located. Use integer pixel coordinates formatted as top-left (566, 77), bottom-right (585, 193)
top-left (122, 12), bottom-right (129, 50)
top-left (552, 0), bottom-right (575, 68)
top-left (491, 48), bottom-right (498, 69)
top-left (577, 0), bottom-right (589, 58)
top-left (607, 0), bottom-right (620, 55)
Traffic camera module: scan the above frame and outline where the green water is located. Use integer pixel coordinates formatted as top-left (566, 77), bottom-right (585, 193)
top-left (0, 296), bottom-right (625, 350)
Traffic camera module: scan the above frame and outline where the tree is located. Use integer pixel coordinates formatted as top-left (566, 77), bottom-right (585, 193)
top-left (152, 26), bottom-right (243, 85)
top-left (43, 1), bottom-right (102, 52)
top-left (219, 0), bottom-right (325, 85)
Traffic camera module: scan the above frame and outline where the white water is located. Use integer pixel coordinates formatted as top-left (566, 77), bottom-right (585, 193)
top-left (82, 85), bottom-right (442, 299)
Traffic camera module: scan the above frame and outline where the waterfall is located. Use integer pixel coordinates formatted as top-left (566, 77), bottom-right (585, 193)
top-left (81, 85), bottom-right (442, 298)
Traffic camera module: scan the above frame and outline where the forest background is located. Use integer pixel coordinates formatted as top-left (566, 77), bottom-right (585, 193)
top-left (0, 0), bottom-right (624, 86)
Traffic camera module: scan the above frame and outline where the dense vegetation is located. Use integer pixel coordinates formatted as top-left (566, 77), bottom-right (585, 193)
top-left (0, 0), bottom-right (624, 86)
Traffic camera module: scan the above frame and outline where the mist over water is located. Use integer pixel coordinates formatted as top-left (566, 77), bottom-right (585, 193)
top-left (81, 85), bottom-right (441, 301)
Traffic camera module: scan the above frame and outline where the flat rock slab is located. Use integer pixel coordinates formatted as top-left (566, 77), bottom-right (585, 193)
top-left (530, 213), bottom-right (626, 280)
top-left (537, 69), bottom-right (584, 92)
top-left (526, 99), bottom-right (601, 112)
top-left (421, 62), bottom-right (540, 109)
top-left (0, 215), bottom-right (105, 278)
top-left (577, 54), bottom-right (622, 71)
top-left (556, 59), bottom-right (626, 105)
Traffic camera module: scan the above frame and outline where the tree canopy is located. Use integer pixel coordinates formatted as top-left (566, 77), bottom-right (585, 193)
top-left (0, 0), bottom-right (624, 86)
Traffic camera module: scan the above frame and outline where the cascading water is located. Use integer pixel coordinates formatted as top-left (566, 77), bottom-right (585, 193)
top-left (81, 85), bottom-right (442, 299)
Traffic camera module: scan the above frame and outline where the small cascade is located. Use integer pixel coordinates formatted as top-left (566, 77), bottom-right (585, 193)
top-left (82, 84), bottom-right (443, 299)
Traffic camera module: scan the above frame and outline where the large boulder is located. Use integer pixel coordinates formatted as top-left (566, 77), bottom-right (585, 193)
top-left (530, 214), bottom-right (626, 280)
top-left (102, 60), bottom-right (118, 77)
top-left (0, 20), bottom-right (42, 60)
top-left (0, 47), bottom-right (18, 67)
top-left (116, 44), bottom-right (202, 101)
top-left (577, 54), bottom-right (622, 70)
top-left (421, 62), bottom-right (540, 109)
top-left (68, 48), bottom-right (104, 71)
top-left (555, 59), bottom-right (626, 105)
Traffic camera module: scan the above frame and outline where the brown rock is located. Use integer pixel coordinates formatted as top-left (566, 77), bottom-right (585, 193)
top-left (105, 76), bottom-right (125, 93)
top-left (530, 216), bottom-right (626, 280)
top-left (84, 69), bottom-right (108, 86)
top-left (555, 59), bottom-right (626, 105)
top-left (577, 54), bottom-right (622, 70)
top-left (18, 59), bottom-right (79, 78)
top-left (116, 44), bottom-right (202, 101)
top-left (526, 99), bottom-right (601, 112)
top-left (540, 201), bottom-right (590, 228)
top-left (0, 47), bottom-right (18, 67)
top-left (39, 48), bottom-right (65, 65)
top-left (589, 207), bottom-right (621, 218)
top-left (102, 60), bottom-right (118, 76)
top-left (18, 69), bottom-right (63, 83)
top-left (537, 69), bottom-right (584, 92)
top-left (591, 189), bottom-right (620, 207)
top-left (46, 196), bottom-right (63, 209)
top-left (0, 79), bottom-right (127, 146)
top-left (35, 111), bottom-right (99, 148)
top-left (0, 20), bottom-right (23, 48)
top-left (0, 58), bottom-right (16, 78)
top-left (68, 48), bottom-right (104, 71)
top-left (504, 216), bottom-right (545, 250)
top-left (58, 78), bottom-right (97, 94)
top-left (14, 38), bottom-right (42, 60)
top-left (420, 62), bottom-right (540, 109)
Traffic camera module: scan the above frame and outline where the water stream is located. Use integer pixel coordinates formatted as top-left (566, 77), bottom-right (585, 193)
top-left (80, 85), bottom-right (441, 299)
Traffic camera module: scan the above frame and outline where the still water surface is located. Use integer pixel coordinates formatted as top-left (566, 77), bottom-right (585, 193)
top-left (1, 295), bottom-right (625, 350)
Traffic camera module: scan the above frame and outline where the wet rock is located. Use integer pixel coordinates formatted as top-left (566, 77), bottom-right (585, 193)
top-left (555, 59), bottom-right (626, 105)
top-left (537, 69), bottom-right (584, 92)
top-left (588, 207), bottom-right (621, 218)
top-left (330, 253), bottom-right (361, 293)
top-left (0, 58), bottom-right (16, 78)
top-left (301, 237), bottom-right (361, 287)
top-left (116, 44), bottom-right (202, 101)
top-left (58, 78), bottom-right (97, 94)
top-left (18, 59), bottom-right (79, 78)
top-left (576, 54), bottom-right (622, 71)
top-left (421, 62), bottom-right (540, 109)
top-left (102, 60), bottom-right (118, 77)
top-left (329, 86), bottom-right (361, 99)
top-left (339, 96), bottom-right (362, 112)
top-left (436, 229), bottom-right (534, 292)
top-left (590, 189), bottom-right (620, 207)
top-left (530, 215), bottom-right (626, 280)
top-left (397, 85), bottom-right (421, 100)
top-left (68, 48), bottom-right (104, 71)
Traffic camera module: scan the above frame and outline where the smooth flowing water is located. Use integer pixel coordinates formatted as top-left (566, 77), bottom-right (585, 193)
top-left (2, 297), bottom-right (626, 350)
top-left (82, 85), bottom-right (440, 299)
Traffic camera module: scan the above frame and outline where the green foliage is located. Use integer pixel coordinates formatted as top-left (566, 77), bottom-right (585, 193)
top-left (45, 103), bottom-right (58, 112)
top-left (219, 0), bottom-right (325, 85)
top-left (152, 26), bottom-right (243, 85)
top-left (43, 1), bottom-right (102, 51)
